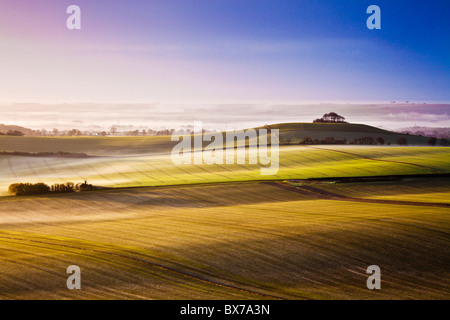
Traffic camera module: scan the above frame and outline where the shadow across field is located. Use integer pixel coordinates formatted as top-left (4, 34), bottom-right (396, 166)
top-left (1, 206), bottom-right (448, 299)
top-left (269, 182), bottom-right (450, 208)
top-left (0, 182), bottom-right (315, 209)
top-left (0, 178), bottom-right (449, 299)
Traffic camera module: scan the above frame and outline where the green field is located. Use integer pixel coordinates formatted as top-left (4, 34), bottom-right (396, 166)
top-left (1, 145), bottom-right (449, 196)
top-left (0, 180), bottom-right (448, 299)
top-left (312, 178), bottom-right (450, 204)
top-left (260, 122), bottom-right (432, 145)
top-left (0, 127), bottom-right (449, 300)
top-left (0, 135), bottom-right (176, 156)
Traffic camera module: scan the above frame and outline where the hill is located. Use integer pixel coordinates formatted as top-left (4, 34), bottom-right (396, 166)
top-left (0, 124), bottom-right (33, 135)
top-left (260, 122), bottom-right (433, 146)
top-left (262, 122), bottom-right (391, 133)
top-left (397, 126), bottom-right (449, 139)
top-left (0, 122), bottom-right (439, 157)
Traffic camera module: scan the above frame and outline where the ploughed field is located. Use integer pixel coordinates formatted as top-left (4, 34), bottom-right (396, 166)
top-left (0, 180), bottom-right (448, 299)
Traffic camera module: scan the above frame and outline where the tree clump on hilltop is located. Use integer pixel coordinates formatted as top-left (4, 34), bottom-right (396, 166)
top-left (313, 112), bottom-right (348, 123)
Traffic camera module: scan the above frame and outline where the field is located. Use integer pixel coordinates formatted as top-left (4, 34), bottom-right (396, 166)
top-left (1, 143), bottom-right (449, 196)
top-left (310, 178), bottom-right (450, 204)
top-left (0, 180), bottom-right (448, 299)
top-left (0, 129), bottom-right (449, 300)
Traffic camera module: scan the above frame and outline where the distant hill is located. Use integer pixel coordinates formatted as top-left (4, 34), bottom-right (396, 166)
top-left (261, 122), bottom-right (391, 133)
top-left (257, 122), bottom-right (435, 146)
top-left (0, 124), bottom-right (33, 135)
top-left (397, 126), bottom-right (449, 139)
top-left (0, 122), bottom-right (444, 156)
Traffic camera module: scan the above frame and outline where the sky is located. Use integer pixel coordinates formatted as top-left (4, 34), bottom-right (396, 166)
top-left (0, 0), bottom-right (449, 129)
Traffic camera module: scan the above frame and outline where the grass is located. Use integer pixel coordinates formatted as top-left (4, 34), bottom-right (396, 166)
top-left (0, 135), bottom-right (176, 156)
top-left (260, 122), bottom-right (431, 145)
top-left (0, 180), bottom-right (448, 299)
top-left (1, 145), bottom-right (449, 196)
top-left (313, 178), bottom-right (450, 204)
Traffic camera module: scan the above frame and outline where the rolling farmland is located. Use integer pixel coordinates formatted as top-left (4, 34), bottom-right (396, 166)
top-left (1, 0), bottom-right (449, 303)
top-left (0, 123), bottom-right (435, 156)
top-left (0, 128), bottom-right (449, 300)
top-left (1, 145), bottom-right (449, 196)
top-left (0, 181), bottom-right (448, 299)
top-left (309, 178), bottom-right (450, 204)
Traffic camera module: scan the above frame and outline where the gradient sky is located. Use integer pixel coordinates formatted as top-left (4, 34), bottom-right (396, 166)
top-left (0, 1), bottom-right (449, 130)
top-left (0, 0), bottom-right (449, 103)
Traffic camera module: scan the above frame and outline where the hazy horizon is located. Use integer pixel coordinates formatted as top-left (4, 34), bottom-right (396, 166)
top-left (1, 102), bottom-right (448, 132)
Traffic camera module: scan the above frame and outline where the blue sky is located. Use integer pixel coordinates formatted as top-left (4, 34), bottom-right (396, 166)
top-left (0, 0), bottom-right (449, 103)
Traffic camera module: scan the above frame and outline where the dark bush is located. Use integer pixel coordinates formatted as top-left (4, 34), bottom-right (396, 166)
top-left (397, 137), bottom-right (408, 145)
top-left (9, 182), bottom-right (76, 196)
top-left (8, 183), bottom-right (50, 196)
top-left (6, 130), bottom-right (24, 136)
top-left (50, 182), bottom-right (75, 193)
top-left (355, 136), bottom-right (375, 145)
top-left (299, 136), bottom-right (313, 145)
top-left (428, 137), bottom-right (437, 146)
top-left (321, 137), bottom-right (335, 144)
top-left (376, 137), bottom-right (385, 145)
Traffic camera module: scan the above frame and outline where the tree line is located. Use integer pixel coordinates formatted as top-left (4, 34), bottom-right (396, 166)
top-left (0, 127), bottom-right (198, 137)
top-left (291, 136), bottom-right (448, 146)
top-left (8, 181), bottom-right (94, 196)
top-left (296, 136), bottom-right (393, 145)
top-left (0, 130), bottom-right (25, 136)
